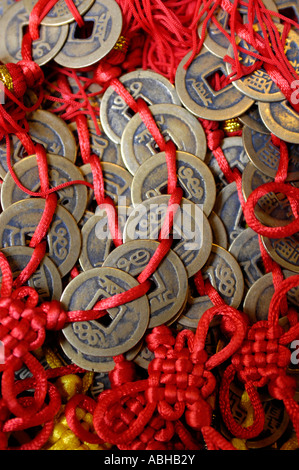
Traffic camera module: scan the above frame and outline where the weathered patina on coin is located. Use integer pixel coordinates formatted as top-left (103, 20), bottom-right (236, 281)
top-left (120, 103), bottom-right (207, 175)
top-left (79, 206), bottom-right (130, 271)
top-left (26, 110), bottom-right (77, 162)
top-left (89, 371), bottom-right (111, 397)
top-left (229, 227), bottom-right (265, 290)
top-left (0, 198), bottom-right (81, 277)
top-left (197, 0), bottom-right (278, 59)
top-left (81, 162), bottom-right (133, 207)
top-left (175, 47), bottom-right (254, 121)
top-left (59, 332), bottom-right (143, 373)
top-left (259, 100), bottom-right (299, 144)
top-left (208, 211), bottom-right (228, 249)
top-left (1, 154), bottom-right (87, 222)
top-left (238, 103), bottom-right (271, 134)
top-left (0, 111), bottom-right (77, 179)
top-left (123, 195), bottom-right (213, 278)
top-left (103, 240), bottom-right (188, 328)
top-left (0, 246), bottom-right (62, 301)
top-left (0, 0), bottom-right (15, 16)
top-left (61, 267), bottom-right (150, 357)
top-left (133, 343), bottom-right (155, 370)
top-left (225, 32), bottom-right (285, 102)
top-left (205, 136), bottom-right (249, 192)
top-left (221, 389), bottom-right (289, 449)
top-left (178, 244), bottom-right (244, 330)
top-left (243, 125), bottom-right (299, 181)
top-left (69, 118), bottom-right (123, 167)
top-left (0, 0), bottom-right (69, 66)
top-left (100, 69), bottom-right (181, 144)
top-left (213, 181), bottom-right (246, 245)
top-left (242, 161), bottom-right (299, 227)
top-left (261, 233), bottom-right (299, 273)
top-left (54, 0), bottom-right (123, 68)
top-left (131, 150), bottom-right (216, 215)
top-left (243, 269), bottom-right (299, 324)
top-left (24, 0), bottom-right (95, 26)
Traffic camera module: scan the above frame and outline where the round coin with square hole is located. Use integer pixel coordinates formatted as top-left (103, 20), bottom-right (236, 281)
top-left (123, 195), bottom-right (213, 278)
top-left (0, 0), bottom-right (69, 66)
top-left (242, 161), bottom-right (299, 227)
top-left (26, 110), bottom-right (77, 162)
top-left (213, 182), bottom-right (246, 245)
top-left (0, 246), bottom-right (62, 301)
top-left (100, 69), bottom-right (181, 144)
top-left (178, 244), bottom-right (244, 330)
top-left (80, 162), bottom-right (133, 208)
top-left (225, 31), bottom-right (285, 102)
top-left (229, 227), bottom-right (265, 291)
top-left (238, 103), bottom-right (271, 134)
top-left (131, 150), bottom-right (216, 215)
top-left (24, 0), bottom-right (95, 26)
top-left (205, 136), bottom-right (249, 192)
top-left (259, 100), bottom-right (299, 144)
top-left (69, 118), bottom-right (123, 167)
top-left (198, 0), bottom-right (278, 59)
top-left (61, 267), bottom-right (150, 357)
top-left (79, 206), bottom-right (130, 271)
top-left (121, 103), bottom-right (207, 175)
top-left (0, 111), bottom-right (77, 179)
top-left (243, 125), bottom-right (299, 180)
top-left (0, 198), bottom-right (81, 277)
top-left (208, 211), bottom-right (228, 249)
top-left (1, 154), bottom-right (87, 222)
top-left (243, 269), bottom-right (299, 324)
top-left (261, 233), bottom-right (299, 273)
top-left (103, 240), bottom-right (188, 328)
top-left (54, 0), bottom-right (122, 68)
top-left (175, 47), bottom-right (254, 121)
top-left (59, 333), bottom-right (143, 373)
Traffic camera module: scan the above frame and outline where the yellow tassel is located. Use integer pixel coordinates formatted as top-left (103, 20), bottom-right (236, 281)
top-left (0, 65), bottom-right (13, 92)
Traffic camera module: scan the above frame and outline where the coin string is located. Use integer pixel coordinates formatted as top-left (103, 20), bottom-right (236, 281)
top-left (28, 0), bottom-right (85, 41)
top-left (0, 0), bottom-right (299, 451)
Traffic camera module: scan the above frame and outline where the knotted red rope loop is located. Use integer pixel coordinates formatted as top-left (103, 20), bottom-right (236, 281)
top-left (0, 377), bottom-right (61, 450)
top-left (192, 304), bottom-right (249, 370)
top-left (267, 274), bottom-right (299, 331)
top-left (93, 379), bottom-right (156, 446)
top-left (219, 364), bottom-right (266, 439)
top-left (29, 0), bottom-right (84, 41)
top-left (243, 182), bottom-right (299, 238)
top-left (1, 351), bottom-right (48, 420)
top-left (219, 273), bottom-right (299, 439)
top-left (65, 394), bottom-right (104, 445)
